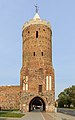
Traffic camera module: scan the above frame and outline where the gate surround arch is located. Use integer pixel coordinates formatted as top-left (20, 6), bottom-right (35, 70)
top-left (29, 96), bottom-right (46, 112)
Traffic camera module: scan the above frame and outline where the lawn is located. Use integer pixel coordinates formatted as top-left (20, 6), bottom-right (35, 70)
top-left (0, 111), bottom-right (24, 118)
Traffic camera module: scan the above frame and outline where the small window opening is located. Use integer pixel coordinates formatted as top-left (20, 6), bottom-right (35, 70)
top-left (28, 31), bottom-right (30, 33)
top-left (33, 52), bottom-right (35, 56)
top-left (43, 29), bottom-right (45, 31)
top-left (36, 31), bottom-right (38, 38)
top-left (39, 85), bottom-right (42, 92)
top-left (42, 52), bottom-right (43, 56)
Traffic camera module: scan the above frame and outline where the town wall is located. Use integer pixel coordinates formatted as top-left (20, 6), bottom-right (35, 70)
top-left (0, 86), bottom-right (20, 110)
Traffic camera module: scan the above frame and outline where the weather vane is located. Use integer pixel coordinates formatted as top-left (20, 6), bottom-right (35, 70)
top-left (35, 4), bottom-right (39, 13)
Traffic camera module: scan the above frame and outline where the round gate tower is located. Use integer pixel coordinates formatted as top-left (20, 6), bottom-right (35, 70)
top-left (20, 9), bottom-right (55, 112)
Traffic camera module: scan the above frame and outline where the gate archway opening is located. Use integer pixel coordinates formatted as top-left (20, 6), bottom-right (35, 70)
top-left (29, 96), bottom-right (45, 112)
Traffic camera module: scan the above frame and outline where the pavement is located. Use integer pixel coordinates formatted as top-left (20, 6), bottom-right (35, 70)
top-left (0, 112), bottom-right (75, 120)
top-left (57, 108), bottom-right (75, 116)
top-left (47, 112), bottom-right (75, 120)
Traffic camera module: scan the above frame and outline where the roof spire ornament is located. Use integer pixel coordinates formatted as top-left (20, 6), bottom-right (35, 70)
top-left (33, 5), bottom-right (40, 20)
top-left (35, 4), bottom-right (38, 13)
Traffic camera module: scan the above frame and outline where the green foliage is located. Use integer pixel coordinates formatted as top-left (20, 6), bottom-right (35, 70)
top-left (58, 85), bottom-right (75, 108)
top-left (1, 109), bottom-right (19, 111)
top-left (0, 111), bottom-right (24, 118)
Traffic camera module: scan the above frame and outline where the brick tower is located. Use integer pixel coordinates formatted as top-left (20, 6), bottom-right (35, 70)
top-left (20, 9), bottom-right (55, 112)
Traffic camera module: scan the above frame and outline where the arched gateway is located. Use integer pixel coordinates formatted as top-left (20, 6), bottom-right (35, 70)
top-left (29, 96), bottom-right (45, 112)
top-left (20, 8), bottom-right (55, 112)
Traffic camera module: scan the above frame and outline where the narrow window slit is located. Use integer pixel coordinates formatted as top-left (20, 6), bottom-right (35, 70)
top-left (36, 31), bottom-right (38, 38)
top-left (33, 52), bottom-right (35, 56)
top-left (42, 52), bottom-right (43, 56)
top-left (39, 85), bottom-right (42, 92)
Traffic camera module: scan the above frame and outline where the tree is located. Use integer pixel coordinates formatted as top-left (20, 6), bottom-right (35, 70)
top-left (58, 85), bottom-right (75, 108)
top-left (70, 86), bottom-right (75, 107)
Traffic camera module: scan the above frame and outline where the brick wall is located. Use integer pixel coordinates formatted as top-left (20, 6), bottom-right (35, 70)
top-left (0, 86), bottom-right (20, 110)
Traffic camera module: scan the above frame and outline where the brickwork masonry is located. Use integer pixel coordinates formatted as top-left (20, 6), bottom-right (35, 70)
top-left (0, 86), bottom-right (20, 110)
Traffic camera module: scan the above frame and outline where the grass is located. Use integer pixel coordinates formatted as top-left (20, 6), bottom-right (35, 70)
top-left (62, 107), bottom-right (75, 110)
top-left (62, 119), bottom-right (67, 120)
top-left (66, 107), bottom-right (75, 109)
top-left (1, 109), bottom-right (19, 111)
top-left (0, 111), bottom-right (24, 118)
top-left (58, 107), bottom-right (75, 110)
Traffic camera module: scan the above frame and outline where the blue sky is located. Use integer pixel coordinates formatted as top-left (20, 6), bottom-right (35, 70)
top-left (0, 0), bottom-right (75, 99)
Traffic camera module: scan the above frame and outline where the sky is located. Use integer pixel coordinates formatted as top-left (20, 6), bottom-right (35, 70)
top-left (0, 0), bottom-right (75, 99)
